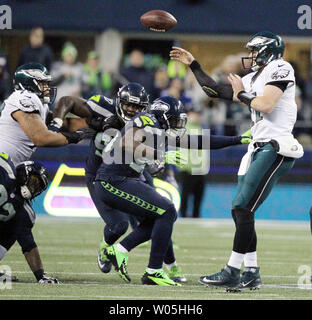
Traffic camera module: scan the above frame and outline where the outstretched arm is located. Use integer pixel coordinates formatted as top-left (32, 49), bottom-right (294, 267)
top-left (169, 47), bottom-right (234, 100)
top-left (169, 130), bottom-right (251, 150)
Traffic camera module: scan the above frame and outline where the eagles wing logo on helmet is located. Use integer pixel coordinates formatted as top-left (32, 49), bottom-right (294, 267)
top-left (271, 69), bottom-right (290, 80)
top-left (248, 36), bottom-right (275, 47)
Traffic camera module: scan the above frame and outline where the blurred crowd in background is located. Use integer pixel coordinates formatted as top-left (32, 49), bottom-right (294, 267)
top-left (1, 27), bottom-right (312, 143)
top-left (1, 27), bottom-right (312, 218)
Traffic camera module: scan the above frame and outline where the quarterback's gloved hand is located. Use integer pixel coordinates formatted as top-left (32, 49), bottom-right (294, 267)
top-left (165, 149), bottom-right (188, 169)
top-left (102, 114), bottom-right (124, 131)
top-left (239, 129), bottom-right (252, 144)
top-left (61, 128), bottom-right (96, 144)
top-left (86, 116), bottom-right (104, 131)
top-left (38, 275), bottom-right (60, 284)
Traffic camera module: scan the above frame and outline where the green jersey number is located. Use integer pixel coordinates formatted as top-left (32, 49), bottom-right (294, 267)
top-left (0, 184), bottom-right (16, 222)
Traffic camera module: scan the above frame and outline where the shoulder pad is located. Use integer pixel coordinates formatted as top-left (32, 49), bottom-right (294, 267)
top-left (87, 95), bottom-right (116, 118)
top-left (16, 91), bottom-right (41, 113)
top-left (133, 113), bottom-right (157, 128)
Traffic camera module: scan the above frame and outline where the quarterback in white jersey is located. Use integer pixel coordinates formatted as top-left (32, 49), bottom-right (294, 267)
top-left (170, 31), bottom-right (302, 291)
top-left (0, 62), bottom-right (94, 166)
top-left (241, 58), bottom-right (296, 142)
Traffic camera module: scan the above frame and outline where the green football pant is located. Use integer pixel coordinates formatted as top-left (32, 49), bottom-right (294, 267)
top-left (232, 143), bottom-right (295, 212)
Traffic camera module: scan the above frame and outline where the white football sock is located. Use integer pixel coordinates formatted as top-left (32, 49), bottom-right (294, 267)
top-left (244, 251), bottom-right (258, 268)
top-left (147, 268), bottom-right (162, 274)
top-left (116, 243), bottom-right (128, 253)
top-left (165, 261), bottom-right (177, 270)
top-left (227, 251), bottom-right (245, 270)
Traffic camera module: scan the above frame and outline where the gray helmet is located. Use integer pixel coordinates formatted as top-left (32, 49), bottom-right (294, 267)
top-left (14, 62), bottom-right (57, 104)
top-left (242, 31), bottom-right (285, 71)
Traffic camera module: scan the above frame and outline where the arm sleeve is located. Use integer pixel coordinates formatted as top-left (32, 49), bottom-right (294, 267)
top-left (266, 81), bottom-right (289, 92)
top-left (190, 60), bottom-right (234, 100)
top-left (177, 134), bottom-right (241, 150)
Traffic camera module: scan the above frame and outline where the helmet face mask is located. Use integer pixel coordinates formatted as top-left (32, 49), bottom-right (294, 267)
top-left (116, 83), bottom-right (149, 122)
top-left (241, 31), bottom-right (285, 71)
top-left (16, 161), bottom-right (48, 200)
top-left (14, 63), bottom-right (57, 104)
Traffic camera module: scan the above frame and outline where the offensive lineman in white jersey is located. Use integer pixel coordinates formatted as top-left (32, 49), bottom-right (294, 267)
top-left (170, 31), bottom-right (303, 291)
top-left (0, 62), bottom-right (93, 166)
top-left (0, 62), bottom-right (94, 283)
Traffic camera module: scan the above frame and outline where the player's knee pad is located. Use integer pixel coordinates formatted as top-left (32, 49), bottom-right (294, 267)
top-left (113, 220), bottom-right (129, 236)
top-left (161, 205), bottom-right (177, 223)
top-left (21, 242), bottom-right (37, 254)
top-left (232, 207), bottom-right (254, 226)
top-left (105, 220), bottom-right (129, 237)
top-left (0, 245), bottom-right (7, 260)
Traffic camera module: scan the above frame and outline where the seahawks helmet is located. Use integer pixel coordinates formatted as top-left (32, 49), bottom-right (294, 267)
top-left (150, 96), bottom-right (187, 138)
top-left (14, 62), bottom-right (57, 104)
top-left (242, 31), bottom-right (285, 71)
top-left (116, 82), bottom-right (149, 122)
top-left (16, 161), bottom-right (48, 200)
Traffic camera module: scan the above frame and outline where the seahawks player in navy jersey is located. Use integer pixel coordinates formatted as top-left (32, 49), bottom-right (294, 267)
top-left (52, 83), bottom-right (191, 283)
top-left (0, 154), bottom-right (59, 283)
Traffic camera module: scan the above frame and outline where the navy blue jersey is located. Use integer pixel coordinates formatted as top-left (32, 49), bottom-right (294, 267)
top-left (96, 112), bottom-right (166, 179)
top-left (85, 95), bottom-right (117, 180)
top-left (0, 153), bottom-right (24, 222)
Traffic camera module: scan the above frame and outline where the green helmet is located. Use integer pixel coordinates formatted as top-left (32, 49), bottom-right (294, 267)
top-left (14, 62), bottom-right (57, 104)
top-left (242, 31), bottom-right (285, 71)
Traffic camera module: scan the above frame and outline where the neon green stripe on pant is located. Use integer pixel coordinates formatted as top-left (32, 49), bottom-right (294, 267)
top-left (101, 181), bottom-right (166, 215)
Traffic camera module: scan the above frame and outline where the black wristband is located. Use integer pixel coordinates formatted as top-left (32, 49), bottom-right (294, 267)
top-left (34, 269), bottom-right (44, 281)
top-left (237, 91), bottom-right (256, 107)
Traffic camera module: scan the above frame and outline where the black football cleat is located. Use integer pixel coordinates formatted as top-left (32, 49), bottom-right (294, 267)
top-left (227, 267), bottom-right (262, 292)
top-left (199, 264), bottom-right (240, 289)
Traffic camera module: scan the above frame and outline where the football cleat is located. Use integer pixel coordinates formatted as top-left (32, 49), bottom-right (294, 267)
top-left (199, 264), bottom-right (240, 289)
top-left (0, 272), bottom-right (19, 282)
top-left (104, 244), bottom-right (131, 283)
top-left (168, 265), bottom-right (187, 283)
top-left (141, 269), bottom-right (181, 286)
top-left (97, 240), bottom-right (112, 273)
top-left (228, 267), bottom-right (262, 292)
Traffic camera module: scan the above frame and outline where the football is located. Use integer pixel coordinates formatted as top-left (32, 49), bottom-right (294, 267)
top-left (140, 10), bottom-right (177, 32)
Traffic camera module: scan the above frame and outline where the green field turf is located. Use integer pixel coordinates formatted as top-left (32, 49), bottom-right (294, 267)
top-left (0, 216), bottom-right (311, 300)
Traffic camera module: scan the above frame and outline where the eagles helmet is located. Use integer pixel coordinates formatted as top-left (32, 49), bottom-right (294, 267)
top-left (150, 96), bottom-right (187, 138)
top-left (242, 31), bottom-right (285, 71)
top-left (16, 161), bottom-right (48, 200)
top-left (116, 82), bottom-right (149, 122)
top-left (14, 62), bottom-right (57, 104)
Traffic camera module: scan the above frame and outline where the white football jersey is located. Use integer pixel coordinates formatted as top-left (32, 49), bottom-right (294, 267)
top-left (242, 58), bottom-right (297, 142)
top-left (0, 90), bottom-right (49, 165)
